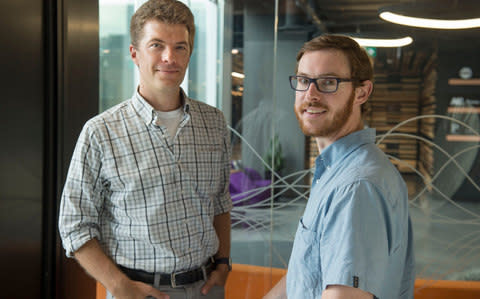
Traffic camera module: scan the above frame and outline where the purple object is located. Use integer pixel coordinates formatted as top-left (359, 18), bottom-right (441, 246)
top-left (229, 167), bottom-right (271, 206)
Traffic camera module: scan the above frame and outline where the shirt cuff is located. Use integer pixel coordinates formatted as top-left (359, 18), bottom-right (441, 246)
top-left (323, 270), bottom-right (380, 298)
top-left (62, 226), bottom-right (100, 257)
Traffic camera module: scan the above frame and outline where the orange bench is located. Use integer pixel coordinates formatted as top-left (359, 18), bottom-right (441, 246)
top-left (96, 264), bottom-right (480, 299)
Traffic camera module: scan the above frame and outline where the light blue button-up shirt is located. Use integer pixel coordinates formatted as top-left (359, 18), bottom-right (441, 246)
top-left (287, 128), bottom-right (415, 299)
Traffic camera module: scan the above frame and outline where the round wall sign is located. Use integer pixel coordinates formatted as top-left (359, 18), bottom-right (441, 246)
top-left (459, 67), bottom-right (473, 79)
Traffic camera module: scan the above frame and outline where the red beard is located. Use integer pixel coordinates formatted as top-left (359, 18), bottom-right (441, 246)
top-left (295, 91), bottom-right (355, 137)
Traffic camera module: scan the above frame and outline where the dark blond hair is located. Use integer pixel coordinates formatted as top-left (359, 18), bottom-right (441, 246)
top-left (130, 0), bottom-right (195, 55)
top-left (295, 34), bottom-right (373, 113)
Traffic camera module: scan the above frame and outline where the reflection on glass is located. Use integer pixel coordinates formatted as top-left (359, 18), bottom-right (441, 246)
top-left (188, 0), bottom-right (218, 107)
top-left (99, 0), bottom-right (136, 112)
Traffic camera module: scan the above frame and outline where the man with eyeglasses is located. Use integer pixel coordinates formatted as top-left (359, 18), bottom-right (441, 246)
top-left (264, 35), bottom-right (415, 299)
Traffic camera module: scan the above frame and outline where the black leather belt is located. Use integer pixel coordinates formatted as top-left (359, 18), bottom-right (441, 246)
top-left (119, 259), bottom-right (214, 288)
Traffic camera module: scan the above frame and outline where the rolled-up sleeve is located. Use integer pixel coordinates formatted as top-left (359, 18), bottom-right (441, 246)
top-left (58, 122), bottom-right (105, 257)
top-left (214, 114), bottom-right (232, 215)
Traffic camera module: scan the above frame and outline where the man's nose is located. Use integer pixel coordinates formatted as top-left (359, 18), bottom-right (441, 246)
top-left (304, 82), bottom-right (320, 101)
top-left (162, 47), bottom-right (175, 63)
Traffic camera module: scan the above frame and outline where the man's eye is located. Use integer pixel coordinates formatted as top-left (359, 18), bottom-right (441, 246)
top-left (298, 78), bottom-right (309, 84)
top-left (150, 43), bottom-right (166, 49)
top-left (320, 79), bottom-right (336, 86)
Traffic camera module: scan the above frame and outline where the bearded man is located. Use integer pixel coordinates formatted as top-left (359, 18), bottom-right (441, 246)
top-left (264, 34), bottom-right (415, 299)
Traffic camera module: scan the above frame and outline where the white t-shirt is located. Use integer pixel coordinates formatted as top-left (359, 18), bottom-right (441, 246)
top-left (154, 107), bottom-right (184, 143)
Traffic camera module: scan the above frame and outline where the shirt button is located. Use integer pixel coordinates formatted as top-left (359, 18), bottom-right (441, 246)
top-left (316, 179), bottom-right (320, 184)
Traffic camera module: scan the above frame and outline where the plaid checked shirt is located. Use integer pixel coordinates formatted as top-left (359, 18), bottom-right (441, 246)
top-left (59, 90), bottom-right (232, 273)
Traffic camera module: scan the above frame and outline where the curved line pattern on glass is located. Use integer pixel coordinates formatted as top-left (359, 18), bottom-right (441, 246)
top-left (229, 114), bottom-right (480, 277)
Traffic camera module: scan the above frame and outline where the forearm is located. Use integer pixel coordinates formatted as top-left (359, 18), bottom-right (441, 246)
top-left (264, 275), bottom-right (287, 299)
top-left (73, 238), bottom-right (129, 296)
top-left (200, 212), bottom-right (231, 294)
top-left (322, 285), bottom-right (374, 299)
top-left (213, 212), bottom-right (231, 259)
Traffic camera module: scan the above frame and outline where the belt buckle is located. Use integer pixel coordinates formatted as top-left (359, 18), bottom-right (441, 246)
top-left (201, 265), bottom-right (207, 281)
top-left (170, 269), bottom-right (188, 288)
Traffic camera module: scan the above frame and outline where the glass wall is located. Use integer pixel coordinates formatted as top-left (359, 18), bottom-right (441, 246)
top-left (99, 0), bottom-right (135, 111)
top-left (99, 0), bottom-right (480, 297)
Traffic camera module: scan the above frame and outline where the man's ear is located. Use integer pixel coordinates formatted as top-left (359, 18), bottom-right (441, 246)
top-left (130, 44), bottom-right (139, 66)
top-left (354, 80), bottom-right (373, 105)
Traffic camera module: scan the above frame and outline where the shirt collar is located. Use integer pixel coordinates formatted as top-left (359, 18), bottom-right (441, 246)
top-left (316, 128), bottom-right (376, 169)
top-left (131, 88), bottom-right (191, 125)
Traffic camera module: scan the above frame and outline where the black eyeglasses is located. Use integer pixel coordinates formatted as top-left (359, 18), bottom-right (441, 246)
top-left (289, 75), bottom-right (358, 93)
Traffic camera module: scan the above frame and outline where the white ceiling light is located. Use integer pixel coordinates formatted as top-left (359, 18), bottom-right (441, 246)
top-left (380, 11), bottom-right (480, 29)
top-left (231, 72), bottom-right (245, 79)
top-left (352, 36), bottom-right (413, 47)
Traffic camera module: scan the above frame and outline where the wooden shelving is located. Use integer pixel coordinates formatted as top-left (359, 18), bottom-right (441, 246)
top-left (445, 86), bottom-right (480, 143)
top-left (417, 52), bottom-right (438, 186)
top-left (448, 78), bottom-right (480, 86)
top-left (446, 134), bottom-right (480, 142)
top-left (367, 80), bottom-right (420, 174)
top-left (365, 49), bottom-right (425, 174)
top-left (447, 106), bottom-right (480, 114)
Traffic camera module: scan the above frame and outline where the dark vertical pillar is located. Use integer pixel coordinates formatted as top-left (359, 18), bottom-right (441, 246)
top-left (44, 0), bottom-right (59, 298)
top-left (0, 0), bottom-right (45, 298)
top-left (56, 0), bottom-right (99, 298)
top-left (0, 0), bottom-right (100, 298)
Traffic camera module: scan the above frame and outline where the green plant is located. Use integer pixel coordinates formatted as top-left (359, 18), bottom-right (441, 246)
top-left (264, 134), bottom-right (285, 174)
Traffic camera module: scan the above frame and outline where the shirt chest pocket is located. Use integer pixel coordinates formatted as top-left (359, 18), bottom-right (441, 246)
top-left (293, 218), bottom-right (319, 261)
top-left (291, 218), bottom-right (321, 290)
top-left (298, 218), bottom-right (318, 246)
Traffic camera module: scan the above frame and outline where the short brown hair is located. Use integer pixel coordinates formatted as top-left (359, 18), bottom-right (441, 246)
top-left (295, 34), bottom-right (373, 114)
top-left (296, 34), bottom-right (373, 84)
top-left (130, 0), bottom-right (195, 55)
